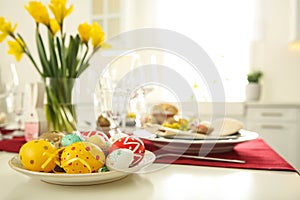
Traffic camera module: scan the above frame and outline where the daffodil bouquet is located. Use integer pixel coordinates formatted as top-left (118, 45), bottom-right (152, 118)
top-left (0, 0), bottom-right (105, 132)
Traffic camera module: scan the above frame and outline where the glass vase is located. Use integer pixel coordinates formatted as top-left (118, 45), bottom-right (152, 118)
top-left (44, 77), bottom-right (78, 133)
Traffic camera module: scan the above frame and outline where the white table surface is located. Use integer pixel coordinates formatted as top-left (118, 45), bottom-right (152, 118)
top-left (1, 151), bottom-right (300, 200)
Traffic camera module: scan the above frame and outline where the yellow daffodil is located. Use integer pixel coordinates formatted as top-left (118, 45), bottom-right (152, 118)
top-left (25, 1), bottom-right (50, 26)
top-left (0, 17), bottom-right (5, 32)
top-left (50, 19), bottom-right (60, 35)
top-left (1, 0), bottom-right (106, 133)
top-left (78, 22), bottom-right (91, 44)
top-left (90, 22), bottom-right (105, 48)
top-left (49, 0), bottom-right (73, 25)
top-left (7, 38), bottom-right (25, 61)
top-left (0, 17), bottom-right (17, 42)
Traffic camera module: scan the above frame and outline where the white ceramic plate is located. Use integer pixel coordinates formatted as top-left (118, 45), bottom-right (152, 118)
top-left (134, 129), bottom-right (259, 154)
top-left (8, 150), bottom-right (156, 186)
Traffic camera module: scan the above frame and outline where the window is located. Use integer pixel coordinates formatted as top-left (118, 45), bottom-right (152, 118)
top-left (152, 0), bottom-right (260, 102)
top-left (91, 0), bottom-right (261, 102)
top-left (91, 0), bottom-right (122, 39)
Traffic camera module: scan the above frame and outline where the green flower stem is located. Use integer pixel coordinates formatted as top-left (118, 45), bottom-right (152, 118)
top-left (76, 47), bottom-right (98, 77)
top-left (47, 29), bottom-right (59, 76)
top-left (24, 50), bottom-right (43, 76)
top-left (44, 77), bottom-right (77, 133)
top-left (14, 34), bottom-right (43, 77)
top-left (75, 45), bottom-right (89, 77)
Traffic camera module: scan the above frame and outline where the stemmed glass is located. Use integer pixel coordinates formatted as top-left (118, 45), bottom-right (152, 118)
top-left (94, 77), bottom-right (129, 136)
top-left (110, 88), bottom-right (128, 128)
top-left (0, 63), bottom-right (19, 137)
top-left (0, 63), bottom-right (18, 100)
top-left (12, 91), bottom-right (24, 134)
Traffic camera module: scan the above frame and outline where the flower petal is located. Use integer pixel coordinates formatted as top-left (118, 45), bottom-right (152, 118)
top-left (78, 22), bottom-right (91, 44)
top-left (25, 1), bottom-right (50, 26)
top-left (50, 19), bottom-right (60, 35)
top-left (0, 17), bottom-right (18, 41)
top-left (49, 0), bottom-right (73, 24)
top-left (7, 38), bottom-right (25, 61)
top-left (90, 22), bottom-right (105, 48)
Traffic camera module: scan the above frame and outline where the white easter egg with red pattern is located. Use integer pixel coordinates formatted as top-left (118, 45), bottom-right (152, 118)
top-left (81, 131), bottom-right (109, 141)
top-left (109, 135), bottom-right (145, 166)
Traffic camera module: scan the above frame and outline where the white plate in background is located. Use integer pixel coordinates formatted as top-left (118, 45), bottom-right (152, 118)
top-left (134, 129), bottom-right (259, 154)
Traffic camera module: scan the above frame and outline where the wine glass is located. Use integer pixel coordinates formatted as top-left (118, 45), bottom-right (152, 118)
top-left (94, 89), bottom-right (123, 133)
top-left (0, 64), bottom-right (18, 127)
top-left (111, 88), bottom-right (128, 128)
top-left (0, 63), bottom-right (19, 137)
top-left (94, 77), bottom-right (129, 136)
top-left (12, 91), bottom-right (24, 134)
top-left (0, 63), bottom-right (18, 99)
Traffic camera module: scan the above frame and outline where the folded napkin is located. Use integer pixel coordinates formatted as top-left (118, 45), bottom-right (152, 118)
top-left (142, 138), bottom-right (297, 173)
top-left (0, 136), bottom-right (26, 153)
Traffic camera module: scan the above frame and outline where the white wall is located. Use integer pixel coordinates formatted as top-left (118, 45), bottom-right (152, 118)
top-left (122, 0), bottom-right (300, 103)
top-left (1, 0), bottom-right (300, 103)
top-left (250, 0), bottom-right (300, 103)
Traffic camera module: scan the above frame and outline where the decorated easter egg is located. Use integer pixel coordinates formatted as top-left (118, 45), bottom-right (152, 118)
top-left (86, 135), bottom-right (111, 154)
top-left (60, 141), bottom-right (105, 174)
top-left (106, 148), bottom-right (134, 171)
top-left (39, 131), bottom-right (65, 148)
top-left (109, 135), bottom-right (145, 167)
top-left (61, 133), bottom-right (83, 147)
top-left (81, 130), bottom-right (109, 140)
top-left (19, 140), bottom-right (58, 172)
top-left (109, 132), bottom-right (128, 143)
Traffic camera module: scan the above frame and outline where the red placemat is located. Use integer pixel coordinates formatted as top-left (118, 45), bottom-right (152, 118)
top-left (1, 135), bottom-right (297, 173)
top-left (142, 138), bottom-right (298, 173)
top-left (0, 136), bottom-right (26, 153)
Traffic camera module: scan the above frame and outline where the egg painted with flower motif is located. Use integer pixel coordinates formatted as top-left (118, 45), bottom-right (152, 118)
top-left (106, 148), bottom-right (134, 171)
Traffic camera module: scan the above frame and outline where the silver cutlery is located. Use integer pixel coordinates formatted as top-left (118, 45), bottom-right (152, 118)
top-left (156, 153), bottom-right (246, 164)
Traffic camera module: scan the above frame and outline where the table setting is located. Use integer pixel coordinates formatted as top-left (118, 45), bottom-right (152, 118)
top-left (1, 113), bottom-right (300, 200)
top-left (0, 0), bottom-right (300, 199)
top-left (0, 71), bottom-right (299, 184)
top-left (1, 75), bottom-right (300, 199)
top-left (1, 111), bottom-right (298, 183)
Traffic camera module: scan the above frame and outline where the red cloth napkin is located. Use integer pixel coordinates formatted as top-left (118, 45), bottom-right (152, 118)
top-left (0, 136), bottom-right (26, 153)
top-left (142, 138), bottom-right (298, 173)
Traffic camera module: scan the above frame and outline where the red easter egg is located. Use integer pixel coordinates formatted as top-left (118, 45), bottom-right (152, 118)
top-left (109, 135), bottom-right (145, 166)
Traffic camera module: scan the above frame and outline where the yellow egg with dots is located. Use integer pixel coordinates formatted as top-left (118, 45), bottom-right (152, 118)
top-left (19, 140), bottom-right (59, 172)
top-left (60, 142), bottom-right (105, 174)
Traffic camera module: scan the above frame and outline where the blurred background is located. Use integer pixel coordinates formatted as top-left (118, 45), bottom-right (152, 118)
top-left (0, 0), bottom-right (299, 104)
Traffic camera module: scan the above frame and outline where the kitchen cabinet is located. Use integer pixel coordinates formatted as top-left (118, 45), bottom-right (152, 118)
top-left (245, 103), bottom-right (300, 172)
